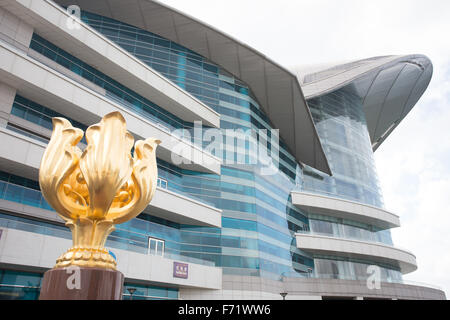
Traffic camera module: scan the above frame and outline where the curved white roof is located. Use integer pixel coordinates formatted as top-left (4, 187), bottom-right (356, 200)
top-left (55, 0), bottom-right (332, 175)
top-left (55, 1), bottom-right (432, 169)
top-left (294, 55), bottom-right (433, 150)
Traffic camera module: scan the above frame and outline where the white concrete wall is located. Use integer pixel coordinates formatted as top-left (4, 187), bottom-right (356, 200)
top-left (179, 288), bottom-right (296, 300)
top-left (0, 227), bottom-right (222, 289)
top-left (148, 187), bottom-right (221, 228)
top-left (180, 275), bottom-right (321, 300)
top-left (0, 6), bottom-right (33, 51)
top-left (0, 0), bottom-right (220, 128)
top-left (0, 41), bottom-right (221, 174)
top-left (0, 127), bottom-right (44, 173)
top-left (0, 6), bottom-right (30, 126)
top-left (299, 56), bottom-right (401, 99)
top-left (295, 233), bottom-right (417, 274)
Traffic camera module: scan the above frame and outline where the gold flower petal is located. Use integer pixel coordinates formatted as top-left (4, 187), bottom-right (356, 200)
top-left (39, 118), bottom-right (84, 220)
top-left (80, 112), bottom-right (134, 219)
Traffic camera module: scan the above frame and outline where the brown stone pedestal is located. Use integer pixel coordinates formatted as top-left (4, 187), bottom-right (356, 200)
top-left (39, 267), bottom-right (124, 300)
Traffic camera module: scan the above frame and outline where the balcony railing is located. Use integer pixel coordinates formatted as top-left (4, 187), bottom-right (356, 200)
top-left (296, 229), bottom-right (393, 246)
top-left (0, 180), bottom-right (217, 267)
top-left (278, 271), bottom-right (442, 291)
top-left (295, 230), bottom-right (412, 254)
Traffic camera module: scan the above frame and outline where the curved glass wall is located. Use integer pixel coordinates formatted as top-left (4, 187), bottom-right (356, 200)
top-left (301, 86), bottom-right (384, 209)
top-left (298, 86), bottom-right (394, 261)
top-left (314, 256), bottom-right (402, 283)
top-left (21, 10), bottom-right (314, 280)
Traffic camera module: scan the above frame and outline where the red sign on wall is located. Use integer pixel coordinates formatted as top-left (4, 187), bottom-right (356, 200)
top-left (173, 262), bottom-right (188, 279)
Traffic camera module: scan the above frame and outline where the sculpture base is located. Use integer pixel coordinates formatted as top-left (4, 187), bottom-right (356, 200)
top-left (39, 267), bottom-right (124, 300)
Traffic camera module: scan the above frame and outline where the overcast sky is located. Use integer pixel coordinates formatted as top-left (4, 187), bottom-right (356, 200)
top-left (160, 0), bottom-right (450, 297)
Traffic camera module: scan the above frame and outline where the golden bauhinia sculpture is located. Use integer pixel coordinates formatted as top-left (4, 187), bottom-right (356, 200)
top-left (39, 111), bottom-right (160, 270)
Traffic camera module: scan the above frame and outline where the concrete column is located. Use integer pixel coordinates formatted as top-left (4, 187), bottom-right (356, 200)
top-left (0, 82), bottom-right (16, 127)
top-left (0, 6), bottom-right (34, 51)
top-left (0, 6), bottom-right (33, 127)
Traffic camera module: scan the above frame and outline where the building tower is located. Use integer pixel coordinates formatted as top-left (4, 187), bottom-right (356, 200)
top-left (0, 0), bottom-right (444, 300)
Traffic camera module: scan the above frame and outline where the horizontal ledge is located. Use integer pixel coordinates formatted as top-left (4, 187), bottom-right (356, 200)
top-left (0, 227), bottom-right (222, 289)
top-left (281, 277), bottom-right (445, 300)
top-left (0, 129), bottom-right (221, 228)
top-left (2, 0), bottom-right (220, 128)
top-left (148, 187), bottom-right (222, 228)
top-left (295, 233), bottom-right (417, 274)
top-left (50, 0), bottom-right (331, 175)
top-left (0, 42), bottom-right (221, 174)
top-left (291, 191), bottom-right (400, 229)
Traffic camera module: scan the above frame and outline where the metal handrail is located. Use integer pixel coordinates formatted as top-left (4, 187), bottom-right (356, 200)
top-left (0, 284), bottom-right (41, 289)
top-left (295, 230), bottom-right (414, 255)
top-left (278, 272), bottom-right (443, 291)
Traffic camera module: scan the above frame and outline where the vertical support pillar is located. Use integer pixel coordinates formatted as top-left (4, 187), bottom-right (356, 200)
top-left (0, 82), bottom-right (16, 128)
top-left (39, 267), bottom-right (125, 300)
top-left (0, 6), bottom-right (34, 127)
top-left (0, 6), bottom-right (34, 51)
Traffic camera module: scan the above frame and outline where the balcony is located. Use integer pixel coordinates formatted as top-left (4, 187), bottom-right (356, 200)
top-left (0, 0), bottom-right (220, 129)
top-left (0, 128), bottom-right (222, 228)
top-left (291, 191), bottom-right (400, 230)
top-left (0, 224), bottom-right (222, 289)
top-left (295, 232), bottom-right (417, 274)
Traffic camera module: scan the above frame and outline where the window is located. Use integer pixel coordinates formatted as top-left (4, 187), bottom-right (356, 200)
top-left (157, 178), bottom-right (168, 189)
top-left (310, 219), bottom-right (333, 235)
top-left (148, 237), bottom-right (165, 257)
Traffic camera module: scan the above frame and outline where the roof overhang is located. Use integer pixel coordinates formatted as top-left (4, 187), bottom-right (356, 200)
top-left (296, 55), bottom-right (433, 151)
top-left (55, 0), bottom-right (332, 175)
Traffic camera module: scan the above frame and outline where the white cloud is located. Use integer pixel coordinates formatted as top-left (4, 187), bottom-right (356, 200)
top-left (161, 0), bottom-right (450, 298)
top-left (375, 66), bottom-right (450, 297)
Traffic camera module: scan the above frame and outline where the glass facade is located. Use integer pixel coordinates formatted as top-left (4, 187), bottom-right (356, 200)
top-left (77, 11), bottom-right (315, 279)
top-left (0, 268), bottom-right (177, 300)
top-left (296, 85), bottom-right (395, 250)
top-left (307, 215), bottom-right (393, 245)
top-left (23, 10), bottom-right (315, 280)
top-left (0, 8), bottom-right (405, 300)
top-left (314, 256), bottom-right (402, 282)
top-left (301, 86), bottom-right (384, 208)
